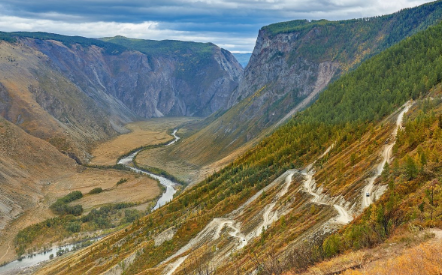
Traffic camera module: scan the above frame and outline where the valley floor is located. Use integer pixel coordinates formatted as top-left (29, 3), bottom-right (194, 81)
top-left (90, 117), bottom-right (199, 166)
top-left (0, 118), bottom-right (199, 265)
top-left (0, 168), bottom-right (160, 264)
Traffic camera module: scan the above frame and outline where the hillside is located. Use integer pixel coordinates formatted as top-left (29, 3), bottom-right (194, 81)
top-left (170, 0), bottom-right (442, 169)
top-left (34, 11), bottom-right (442, 275)
top-left (0, 32), bottom-right (242, 163)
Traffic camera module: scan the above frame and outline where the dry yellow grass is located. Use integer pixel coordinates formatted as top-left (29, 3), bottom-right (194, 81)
top-left (0, 167), bottom-right (160, 263)
top-left (342, 237), bottom-right (442, 275)
top-left (90, 117), bottom-right (198, 166)
top-left (288, 230), bottom-right (442, 275)
top-left (70, 176), bottom-right (160, 211)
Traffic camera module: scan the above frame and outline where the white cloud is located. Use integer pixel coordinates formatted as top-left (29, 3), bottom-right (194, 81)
top-left (0, 0), bottom-right (435, 52)
top-left (0, 15), bottom-right (257, 52)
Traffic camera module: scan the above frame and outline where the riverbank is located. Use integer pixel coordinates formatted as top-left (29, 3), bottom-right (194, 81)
top-left (117, 129), bottom-right (182, 211)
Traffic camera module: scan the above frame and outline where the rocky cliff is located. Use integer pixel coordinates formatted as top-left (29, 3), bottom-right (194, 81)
top-left (173, 0), bottom-right (442, 166)
top-left (0, 33), bottom-right (242, 161)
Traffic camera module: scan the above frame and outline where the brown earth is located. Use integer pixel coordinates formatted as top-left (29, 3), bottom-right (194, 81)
top-left (89, 118), bottom-right (199, 166)
top-left (0, 167), bottom-right (160, 264)
top-left (0, 118), bottom-right (172, 263)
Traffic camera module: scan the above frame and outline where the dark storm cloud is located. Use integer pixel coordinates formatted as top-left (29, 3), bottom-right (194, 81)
top-left (0, 0), bottom-right (433, 52)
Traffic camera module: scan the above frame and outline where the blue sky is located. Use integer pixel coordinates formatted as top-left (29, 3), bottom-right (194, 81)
top-left (0, 0), bottom-right (433, 52)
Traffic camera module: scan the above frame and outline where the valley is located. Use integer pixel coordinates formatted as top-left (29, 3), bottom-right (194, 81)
top-left (0, 117), bottom-right (192, 272)
top-left (1, 1), bottom-right (442, 275)
top-left (90, 117), bottom-right (199, 166)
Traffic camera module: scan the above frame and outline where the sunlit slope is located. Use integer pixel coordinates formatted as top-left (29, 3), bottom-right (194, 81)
top-left (36, 15), bottom-right (442, 275)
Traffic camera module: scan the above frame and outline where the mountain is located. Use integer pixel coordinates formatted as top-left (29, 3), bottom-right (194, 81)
top-left (101, 36), bottom-right (243, 117)
top-left (34, 6), bottom-right (442, 275)
top-left (232, 53), bottom-right (252, 68)
top-left (171, 0), bottom-right (442, 168)
top-left (0, 32), bottom-right (242, 162)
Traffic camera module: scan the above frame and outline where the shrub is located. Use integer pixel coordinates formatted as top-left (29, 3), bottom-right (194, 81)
top-left (89, 187), bottom-right (103, 194)
top-left (50, 191), bottom-right (83, 216)
top-left (116, 178), bottom-right (128, 185)
top-left (66, 221), bottom-right (81, 233)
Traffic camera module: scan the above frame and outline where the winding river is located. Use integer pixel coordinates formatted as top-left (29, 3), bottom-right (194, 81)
top-left (0, 130), bottom-right (181, 274)
top-left (118, 129), bottom-right (180, 210)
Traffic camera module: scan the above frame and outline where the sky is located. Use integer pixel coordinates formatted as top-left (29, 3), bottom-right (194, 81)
top-left (0, 0), bottom-right (434, 53)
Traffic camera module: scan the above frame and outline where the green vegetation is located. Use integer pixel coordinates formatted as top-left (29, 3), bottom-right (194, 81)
top-left (300, 23), bottom-right (442, 124)
top-left (24, 6), bottom-right (442, 275)
top-left (80, 202), bottom-right (138, 229)
top-left (0, 31), bottom-right (127, 55)
top-left (101, 36), bottom-right (214, 57)
top-left (49, 191), bottom-right (83, 216)
top-left (262, 0), bottom-right (442, 64)
top-left (173, 1), bottom-right (442, 172)
top-left (83, 163), bottom-right (131, 171)
top-left (14, 202), bottom-right (140, 256)
top-left (321, 98), bottom-right (442, 259)
top-left (116, 178), bottom-right (128, 185)
top-left (89, 187), bottom-right (103, 194)
top-left (95, 20), bottom-right (442, 274)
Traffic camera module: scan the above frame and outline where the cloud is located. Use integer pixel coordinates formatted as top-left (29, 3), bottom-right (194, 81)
top-left (0, 15), bottom-right (256, 52)
top-left (0, 0), bottom-right (434, 52)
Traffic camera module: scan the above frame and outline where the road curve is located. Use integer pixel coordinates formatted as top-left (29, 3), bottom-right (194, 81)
top-left (361, 101), bottom-right (412, 209)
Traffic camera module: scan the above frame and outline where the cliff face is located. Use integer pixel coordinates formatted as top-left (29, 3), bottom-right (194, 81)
top-left (0, 34), bottom-right (242, 161)
top-left (173, 1), bottom-right (442, 166)
top-left (228, 30), bottom-right (339, 108)
top-left (25, 37), bottom-right (242, 119)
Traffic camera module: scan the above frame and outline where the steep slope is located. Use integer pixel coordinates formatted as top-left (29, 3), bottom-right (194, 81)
top-left (0, 117), bottom-right (76, 234)
top-left (35, 14), bottom-right (442, 275)
top-left (0, 114), bottom-right (161, 264)
top-left (0, 39), bottom-right (118, 161)
top-left (0, 116), bottom-right (78, 262)
top-left (100, 36), bottom-right (243, 117)
top-left (0, 33), bottom-right (242, 161)
top-left (173, 0), bottom-right (442, 167)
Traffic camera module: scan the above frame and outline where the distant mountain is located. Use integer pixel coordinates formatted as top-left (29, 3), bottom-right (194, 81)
top-left (0, 32), bottom-right (242, 161)
top-left (232, 53), bottom-right (252, 68)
